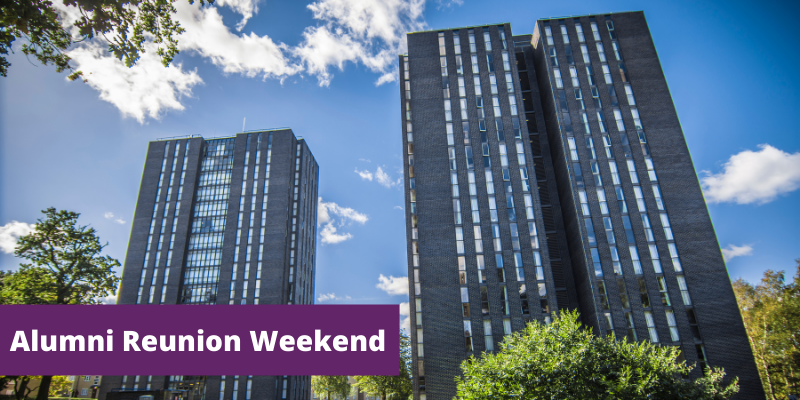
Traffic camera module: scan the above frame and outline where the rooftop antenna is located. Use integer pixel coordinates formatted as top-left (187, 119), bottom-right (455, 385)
top-left (242, 117), bottom-right (246, 133)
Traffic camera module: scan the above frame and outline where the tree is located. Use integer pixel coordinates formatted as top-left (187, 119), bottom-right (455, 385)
top-left (311, 376), bottom-right (350, 400)
top-left (455, 310), bottom-right (739, 400)
top-left (354, 330), bottom-right (412, 400)
top-left (0, 0), bottom-right (212, 79)
top-left (733, 260), bottom-right (800, 400)
top-left (47, 376), bottom-right (71, 397)
top-left (0, 208), bottom-right (121, 400)
top-left (0, 376), bottom-right (42, 400)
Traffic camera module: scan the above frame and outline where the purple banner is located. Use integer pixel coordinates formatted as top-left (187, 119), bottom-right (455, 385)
top-left (0, 305), bottom-right (399, 376)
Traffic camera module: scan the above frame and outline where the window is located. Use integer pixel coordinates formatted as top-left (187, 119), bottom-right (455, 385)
top-left (454, 199), bottom-right (462, 225)
top-left (544, 26), bottom-right (554, 46)
top-left (644, 311), bottom-right (659, 342)
top-left (649, 244), bottom-right (662, 273)
top-left (471, 54), bottom-right (479, 74)
top-left (602, 64), bottom-right (612, 84)
top-left (617, 278), bottom-right (630, 307)
top-left (596, 43), bottom-right (606, 62)
top-left (481, 286), bottom-right (490, 315)
top-left (461, 287), bottom-right (470, 315)
top-left (652, 184), bottom-right (664, 210)
top-left (657, 277), bottom-right (671, 306)
top-left (455, 227), bottom-right (464, 254)
top-left (627, 159), bottom-right (639, 184)
top-left (596, 111), bottom-right (607, 133)
top-left (609, 162), bottom-right (621, 185)
top-left (631, 108), bottom-right (642, 130)
top-left (629, 245), bottom-right (642, 274)
top-left (638, 277), bottom-right (650, 307)
top-left (677, 275), bottom-right (691, 305)
top-left (84, 376), bottom-right (91, 382)
top-left (668, 243), bottom-right (682, 271)
top-left (568, 137), bottom-right (579, 160)
top-left (607, 20), bottom-right (617, 39)
top-left (645, 157), bottom-right (657, 181)
top-left (492, 224), bottom-right (501, 251)
top-left (603, 217), bottom-right (615, 245)
top-left (666, 310), bottom-right (679, 341)
top-left (597, 188), bottom-right (609, 215)
top-left (553, 69), bottom-right (563, 88)
top-left (477, 255), bottom-right (486, 283)
top-left (611, 246), bottom-right (622, 275)
top-left (591, 247), bottom-right (602, 277)
top-left (642, 214), bottom-right (655, 242)
top-left (453, 33), bottom-right (461, 55)
top-left (505, 72), bottom-right (514, 93)
top-left (624, 84), bottom-right (636, 105)
top-left (81, 389), bottom-right (88, 396)
top-left (597, 280), bottom-right (610, 309)
top-left (468, 30), bottom-right (476, 53)
top-left (502, 51), bottom-right (511, 71)
top-left (590, 22), bottom-right (601, 41)
top-left (483, 320), bottom-right (494, 351)
top-left (660, 213), bottom-right (674, 240)
top-left (612, 41), bottom-right (622, 60)
top-left (625, 312), bottom-right (637, 341)
top-left (487, 54), bottom-right (495, 73)
top-left (569, 66), bottom-right (579, 87)
top-left (484, 31), bottom-right (492, 51)
top-left (549, 47), bottom-right (558, 66)
top-left (579, 190), bottom-right (590, 215)
top-left (560, 24), bottom-right (570, 43)
top-left (575, 23), bottom-right (585, 42)
top-left (473, 225), bottom-right (483, 252)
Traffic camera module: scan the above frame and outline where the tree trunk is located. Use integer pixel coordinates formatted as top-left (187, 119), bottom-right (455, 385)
top-left (15, 377), bottom-right (30, 400)
top-left (36, 376), bottom-right (52, 400)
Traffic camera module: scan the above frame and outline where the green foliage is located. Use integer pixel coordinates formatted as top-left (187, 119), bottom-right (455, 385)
top-left (455, 310), bottom-right (739, 400)
top-left (733, 259), bottom-right (800, 400)
top-left (354, 330), bottom-right (412, 400)
top-left (0, 0), bottom-right (211, 78)
top-left (0, 207), bottom-right (120, 305)
top-left (0, 208), bottom-right (120, 400)
top-left (311, 376), bottom-right (350, 400)
top-left (47, 377), bottom-right (70, 397)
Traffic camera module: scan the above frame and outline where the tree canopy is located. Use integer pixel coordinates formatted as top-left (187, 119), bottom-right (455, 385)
top-left (0, 208), bottom-right (121, 400)
top-left (311, 376), bottom-right (350, 400)
top-left (455, 310), bottom-right (739, 400)
top-left (0, 207), bottom-right (120, 305)
top-left (0, 0), bottom-right (210, 78)
top-left (733, 259), bottom-right (800, 400)
top-left (353, 330), bottom-right (412, 400)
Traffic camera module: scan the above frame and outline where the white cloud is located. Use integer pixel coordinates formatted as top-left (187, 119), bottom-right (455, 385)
top-left (68, 41), bottom-right (203, 123)
top-left (436, 0), bottom-right (463, 9)
top-left (104, 212), bottom-right (126, 225)
top-left (0, 221), bottom-right (36, 254)
top-left (394, 205), bottom-right (403, 210)
top-left (377, 274), bottom-right (408, 296)
top-left (295, 0), bottom-right (426, 86)
top-left (317, 292), bottom-right (352, 302)
top-left (400, 301), bottom-right (410, 333)
top-left (317, 198), bottom-right (368, 244)
top-left (722, 244), bottom-right (754, 262)
top-left (359, 158), bottom-right (372, 163)
top-left (701, 144), bottom-right (800, 205)
top-left (213, 0), bottom-right (261, 31)
top-left (355, 168), bottom-right (374, 181)
top-left (356, 166), bottom-right (402, 188)
top-left (59, 0), bottom-right (428, 121)
top-left (175, 1), bottom-right (301, 79)
top-left (318, 223), bottom-right (353, 244)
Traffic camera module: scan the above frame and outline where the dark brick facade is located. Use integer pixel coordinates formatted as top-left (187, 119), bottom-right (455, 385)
top-left (402, 11), bottom-right (764, 400)
top-left (99, 130), bottom-right (319, 400)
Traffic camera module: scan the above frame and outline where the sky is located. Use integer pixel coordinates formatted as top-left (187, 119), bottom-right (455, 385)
top-left (1, 0), bottom-right (799, 326)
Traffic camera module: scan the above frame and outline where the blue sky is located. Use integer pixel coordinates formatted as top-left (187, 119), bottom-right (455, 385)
top-left (1, 0), bottom-right (798, 320)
